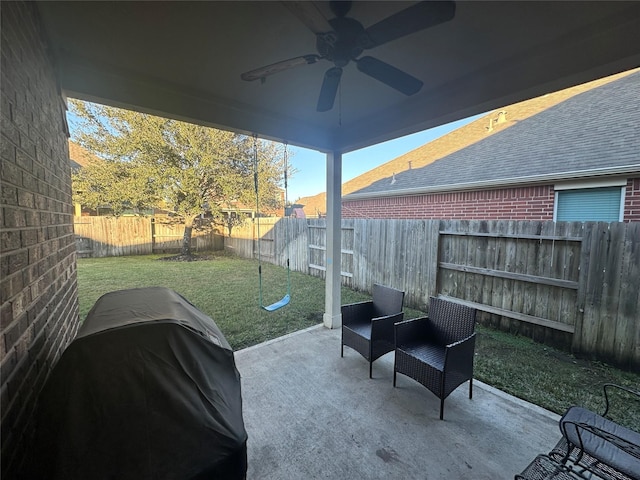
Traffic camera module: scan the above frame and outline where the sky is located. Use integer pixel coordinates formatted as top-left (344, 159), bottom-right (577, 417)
top-left (286, 114), bottom-right (484, 201)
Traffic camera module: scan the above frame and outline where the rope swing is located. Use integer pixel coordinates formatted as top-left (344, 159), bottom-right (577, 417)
top-left (253, 135), bottom-right (291, 311)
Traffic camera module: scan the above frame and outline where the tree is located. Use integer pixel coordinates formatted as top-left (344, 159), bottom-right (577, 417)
top-left (72, 156), bottom-right (160, 216)
top-left (70, 100), bottom-right (285, 256)
top-left (219, 212), bottom-right (250, 238)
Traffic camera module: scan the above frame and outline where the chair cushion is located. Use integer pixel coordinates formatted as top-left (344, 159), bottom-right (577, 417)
top-left (399, 342), bottom-right (446, 372)
top-left (560, 406), bottom-right (640, 478)
top-left (344, 322), bottom-right (372, 341)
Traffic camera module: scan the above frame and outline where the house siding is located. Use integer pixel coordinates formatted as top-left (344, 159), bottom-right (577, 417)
top-left (1, 2), bottom-right (80, 477)
top-left (343, 178), bottom-right (640, 222)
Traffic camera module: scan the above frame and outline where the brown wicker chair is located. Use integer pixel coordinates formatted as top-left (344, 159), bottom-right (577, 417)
top-left (393, 297), bottom-right (477, 420)
top-left (341, 284), bottom-right (405, 378)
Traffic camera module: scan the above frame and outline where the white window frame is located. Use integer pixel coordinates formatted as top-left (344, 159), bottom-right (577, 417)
top-left (553, 178), bottom-right (626, 222)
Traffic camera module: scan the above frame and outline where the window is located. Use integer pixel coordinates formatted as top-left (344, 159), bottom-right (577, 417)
top-left (554, 180), bottom-right (625, 222)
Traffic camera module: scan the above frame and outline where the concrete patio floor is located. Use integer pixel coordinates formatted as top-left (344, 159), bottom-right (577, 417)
top-left (235, 324), bottom-right (562, 480)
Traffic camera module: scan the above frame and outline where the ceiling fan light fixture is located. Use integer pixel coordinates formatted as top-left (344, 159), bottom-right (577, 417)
top-left (241, 54), bottom-right (320, 82)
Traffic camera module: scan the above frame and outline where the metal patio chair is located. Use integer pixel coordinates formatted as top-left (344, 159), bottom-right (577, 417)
top-left (550, 384), bottom-right (640, 480)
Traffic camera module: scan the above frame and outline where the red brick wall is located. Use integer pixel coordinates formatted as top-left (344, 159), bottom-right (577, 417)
top-left (343, 180), bottom-right (640, 222)
top-left (343, 185), bottom-right (556, 220)
top-left (1, 2), bottom-right (80, 477)
top-left (625, 178), bottom-right (640, 222)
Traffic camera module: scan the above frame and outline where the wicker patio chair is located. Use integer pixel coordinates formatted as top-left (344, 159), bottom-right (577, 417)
top-left (393, 296), bottom-right (477, 420)
top-left (341, 284), bottom-right (405, 378)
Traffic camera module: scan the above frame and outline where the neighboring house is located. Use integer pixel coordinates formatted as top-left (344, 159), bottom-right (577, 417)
top-left (285, 203), bottom-right (306, 218)
top-left (69, 140), bottom-right (96, 171)
top-left (297, 195), bottom-right (325, 218)
top-left (221, 189), bottom-right (286, 219)
top-left (342, 68), bottom-right (640, 222)
top-left (291, 208), bottom-right (306, 219)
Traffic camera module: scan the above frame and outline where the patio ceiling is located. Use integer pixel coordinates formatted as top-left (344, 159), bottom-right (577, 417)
top-left (36, 1), bottom-right (640, 154)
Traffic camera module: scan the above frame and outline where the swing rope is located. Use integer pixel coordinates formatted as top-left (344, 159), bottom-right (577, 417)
top-left (253, 134), bottom-right (291, 311)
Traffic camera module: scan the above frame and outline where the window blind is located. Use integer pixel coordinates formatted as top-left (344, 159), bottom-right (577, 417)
top-left (556, 186), bottom-right (622, 222)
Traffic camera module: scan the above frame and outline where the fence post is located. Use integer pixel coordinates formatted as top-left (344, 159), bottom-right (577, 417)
top-left (150, 218), bottom-right (156, 253)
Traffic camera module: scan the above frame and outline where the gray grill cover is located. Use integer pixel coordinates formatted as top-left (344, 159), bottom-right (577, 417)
top-left (27, 287), bottom-right (247, 480)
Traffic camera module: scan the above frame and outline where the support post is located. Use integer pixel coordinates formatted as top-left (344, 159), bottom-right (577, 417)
top-left (323, 150), bottom-right (342, 329)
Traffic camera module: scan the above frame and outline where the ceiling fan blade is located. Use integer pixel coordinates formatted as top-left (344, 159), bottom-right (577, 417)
top-left (356, 56), bottom-right (423, 96)
top-left (317, 67), bottom-right (343, 112)
top-left (363, 1), bottom-right (456, 49)
top-left (281, 1), bottom-right (333, 34)
top-left (241, 55), bottom-right (320, 82)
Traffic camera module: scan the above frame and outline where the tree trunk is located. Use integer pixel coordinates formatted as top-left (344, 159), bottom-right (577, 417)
top-left (181, 217), bottom-right (194, 256)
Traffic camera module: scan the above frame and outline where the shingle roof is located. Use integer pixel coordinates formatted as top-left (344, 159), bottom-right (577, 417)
top-left (301, 68), bottom-right (640, 214)
top-left (347, 69), bottom-right (640, 199)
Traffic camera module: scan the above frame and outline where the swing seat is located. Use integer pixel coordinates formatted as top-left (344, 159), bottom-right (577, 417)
top-left (262, 294), bottom-right (290, 312)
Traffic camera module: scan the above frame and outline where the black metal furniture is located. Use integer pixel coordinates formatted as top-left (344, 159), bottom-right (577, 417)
top-left (550, 384), bottom-right (640, 480)
top-left (516, 454), bottom-right (583, 480)
top-left (393, 296), bottom-right (477, 420)
top-left (341, 283), bottom-right (405, 378)
top-left (519, 383), bottom-right (640, 480)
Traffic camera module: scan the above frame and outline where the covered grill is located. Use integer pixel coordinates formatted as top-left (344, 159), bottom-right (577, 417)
top-left (27, 287), bottom-right (247, 480)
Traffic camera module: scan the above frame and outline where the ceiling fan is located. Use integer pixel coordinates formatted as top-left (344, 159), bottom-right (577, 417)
top-left (240, 1), bottom-right (456, 112)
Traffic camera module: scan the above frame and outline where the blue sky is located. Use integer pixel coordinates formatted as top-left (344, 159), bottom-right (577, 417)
top-left (286, 114), bottom-right (484, 201)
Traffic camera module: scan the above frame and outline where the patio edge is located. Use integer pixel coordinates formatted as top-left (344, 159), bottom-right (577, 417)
top-left (234, 323), bottom-right (325, 356)
top-left (473, 380), bottom-right (561, 422)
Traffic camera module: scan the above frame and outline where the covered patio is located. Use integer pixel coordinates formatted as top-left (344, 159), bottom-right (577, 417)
top-left (3, 1), bottom-right (640, 477)
top-left (237, 325), bottom-right (560, 479)
top-left (34, 1), bottom-right (640, 328)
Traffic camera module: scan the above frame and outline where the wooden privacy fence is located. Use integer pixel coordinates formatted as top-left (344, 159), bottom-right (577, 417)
top-left (436, 220), bottom-right (583, 349)
top-left (224, 217), bottom-right (308, 272)
top-left (73, 216), bottom-right (223, 257)
top-left (226, 218), bottom-right (639, 369)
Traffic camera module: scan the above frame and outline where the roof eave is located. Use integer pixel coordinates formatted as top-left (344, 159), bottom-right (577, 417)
top-left (342, 165), bottom-right (640, 201)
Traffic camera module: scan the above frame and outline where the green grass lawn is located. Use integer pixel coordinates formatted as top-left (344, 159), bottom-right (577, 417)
top-left (77, 251), bottom-right (640, 430)
top-left (77, 251), bottom-right (371, 350)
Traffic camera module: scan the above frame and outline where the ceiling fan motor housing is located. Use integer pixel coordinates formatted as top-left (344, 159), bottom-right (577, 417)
top-left (317, 17), bottom-right (367, 67)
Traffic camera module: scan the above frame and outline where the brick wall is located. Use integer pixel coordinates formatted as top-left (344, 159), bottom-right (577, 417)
top-left (1, 2), bottom-right (80, 477)
top-left (342, 185), bottom-right (556, 220)
top-left (625, 178), bottom-right (640, 222)
top-left (343, 180), bottom-right (640, 221)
